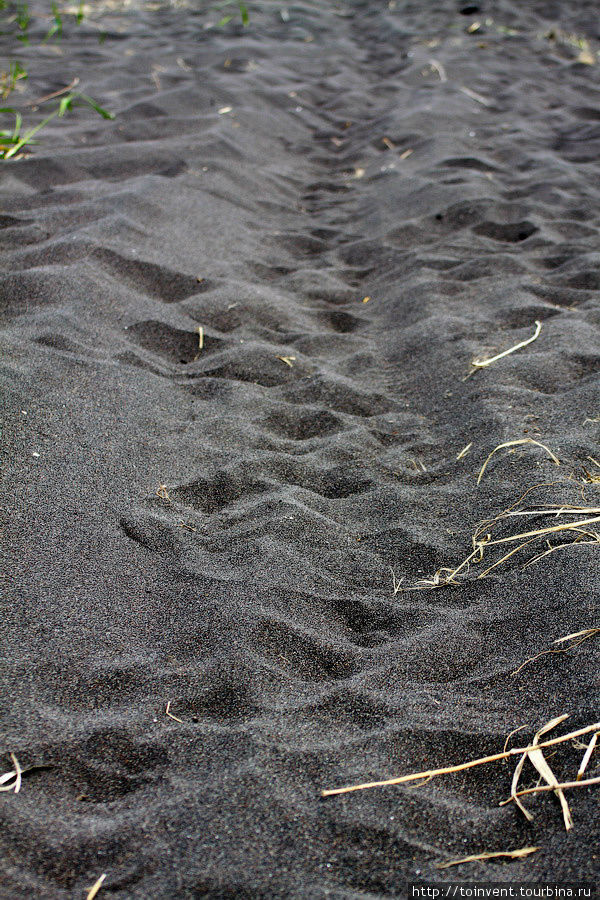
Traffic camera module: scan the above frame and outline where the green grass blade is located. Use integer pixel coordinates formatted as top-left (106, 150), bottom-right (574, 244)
top-left (4, 109), bottom-right (58, 159)
top-left (58, 94), bottom-right (73, 116)
top-left (77, 93), bottom-right (115, 119)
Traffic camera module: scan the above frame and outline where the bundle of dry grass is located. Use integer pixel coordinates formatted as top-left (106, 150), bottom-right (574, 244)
top-left (411, 474), bottom-right (600, 589)
top-left (407, 439), bottom-right (600, 590)
top-left (367, 450), bottom-right (599, 866)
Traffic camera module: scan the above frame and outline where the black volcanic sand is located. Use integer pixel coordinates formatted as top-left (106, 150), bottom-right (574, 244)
top-left (1, 1), bottom-right (600, 896)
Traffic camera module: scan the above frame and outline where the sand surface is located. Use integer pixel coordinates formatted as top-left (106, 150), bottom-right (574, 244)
top-left (1, 1), bottom-right (599, 896)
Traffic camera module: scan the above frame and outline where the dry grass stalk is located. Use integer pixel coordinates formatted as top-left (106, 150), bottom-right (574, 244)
top-left (428, 59), bottom-right (447, 82)
top-left (472, 320), bottom-right (541, 369)
top-left (501, 775), bottom-right (600, 805)
top-left (390, 567), bottom-right (404, 596)
top-left (576, 732), bottom-right (599, 781)
top-left (482, 516), bottom-right (600, 546)
top-left (507, 505), bottom-right (600, 517)
top-left (437, 847), bottom-right (538, 869)
top-left (556, 627), bottom-right (600, 644)
top-left (457, 442), bottom-right (473, 460)
top-left (523, 529), bottom-right (600, 567)
top-left (512, 627), bottom-right (599, 676)
top-left (510, 737), bottom-right (532, 821)
top-left (514, 716), bottom-right (573, 830)
top-left (198, 326), bottom-right (204, 350)
top-left (177, 521), bottom-right (198, 533)
top-left (414, 553), bottom-right (479, 588)
top-left (0, 753), bottom-right (22, 794)
top-left (410, 482), bottom-right (558, 589)
top-left (165, 701), bottom-right (184, 724)
top-left (582, 457), bottom-right (600, 483)
top-left (86, 873), bottom-right (107, 900)
top-left (156, 484), bottom-right (171, 502)
top-left (503, 724), bottom-right (528, 755)
top-left (477, 438), bottom-right (559, 484)
top-left (321, 719), bottom-right (600, 797)
top-left (459, 85), bottom-right (493, 106)
top-left (276, 355), bottom-right (296, 367)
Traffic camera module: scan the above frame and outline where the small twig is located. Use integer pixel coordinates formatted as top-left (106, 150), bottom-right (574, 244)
top-left (472, 320), bottom-right (542, 369)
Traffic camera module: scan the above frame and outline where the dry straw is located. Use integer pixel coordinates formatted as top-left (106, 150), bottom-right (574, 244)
top-left (437, 847), bottom-right (538, 869)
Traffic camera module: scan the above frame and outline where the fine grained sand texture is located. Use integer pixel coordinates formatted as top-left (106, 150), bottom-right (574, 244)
top-left (1, 1), bottom-right (599, 896)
